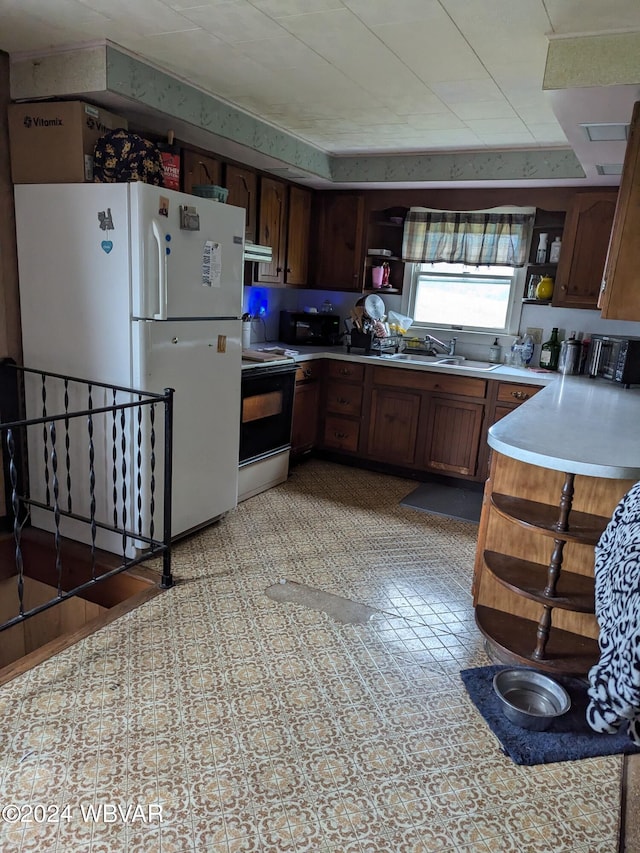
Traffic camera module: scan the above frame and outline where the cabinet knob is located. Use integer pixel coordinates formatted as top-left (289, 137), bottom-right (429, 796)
top-left (276, 267), bottom-right (283, 273)
top-left (286, 268), bottom-right (291, 273)
top-left (334, 432), bottom-right (347, 439)
top-left (511, 390), bottom-right (529, 400)
top-left (337, 397), bottom-right (350, 405)
top-left (339, 368), bottom-right (350, 375)
top-left (303, 368), bottom-right (312, 378)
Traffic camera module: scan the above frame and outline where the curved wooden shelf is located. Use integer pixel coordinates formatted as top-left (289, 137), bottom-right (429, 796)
top-left (491, 493), bottom-right (609, 546)
top-left (483, 550), bottom-right (595, 613)
top-left (475, 605), bottom-right (599, 676)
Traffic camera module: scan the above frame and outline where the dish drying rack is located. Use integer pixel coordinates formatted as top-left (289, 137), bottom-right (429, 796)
top-left (347, 329), bottom-right (403, 355)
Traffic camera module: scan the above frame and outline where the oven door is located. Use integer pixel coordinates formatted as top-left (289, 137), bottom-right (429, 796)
top-left (240, 363), bottom-right (297, 464)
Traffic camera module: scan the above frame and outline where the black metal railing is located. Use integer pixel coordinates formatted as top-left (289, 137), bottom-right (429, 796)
top-left (0, 359), bottom-right (174, 633)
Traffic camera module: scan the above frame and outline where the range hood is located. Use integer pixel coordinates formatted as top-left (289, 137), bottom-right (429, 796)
top-left (244, 242), bottom-right (273, 263)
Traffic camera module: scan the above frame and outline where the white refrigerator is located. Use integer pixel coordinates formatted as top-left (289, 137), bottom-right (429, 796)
top-left (14, 182), bottom-right (245, 547)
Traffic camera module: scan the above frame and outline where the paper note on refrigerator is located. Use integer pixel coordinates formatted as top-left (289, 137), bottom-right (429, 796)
top-left (202, 241), bottom-right (222, 288)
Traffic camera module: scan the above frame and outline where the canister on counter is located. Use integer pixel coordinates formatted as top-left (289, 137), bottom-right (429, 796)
top-left (558, 332), bottom-right (581, 375)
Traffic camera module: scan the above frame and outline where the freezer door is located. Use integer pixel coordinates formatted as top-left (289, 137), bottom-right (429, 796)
top-left (133, 319), bottom-right (241, 536)
top-left (130, 183), bottom-right (245, 320)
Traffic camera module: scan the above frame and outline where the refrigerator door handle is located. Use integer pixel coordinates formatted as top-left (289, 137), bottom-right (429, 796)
top-left (152, 221), bottom-right (168, 320)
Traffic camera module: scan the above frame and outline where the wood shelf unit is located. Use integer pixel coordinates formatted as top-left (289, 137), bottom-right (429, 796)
top-left (491, 493), bottom-right (610, 546)
top-left (475, 605), bottom-right (600, 675)
top-left (483, 550), bottom-right (595, 612)
top-left (474, 453), bottom-right (634, 677)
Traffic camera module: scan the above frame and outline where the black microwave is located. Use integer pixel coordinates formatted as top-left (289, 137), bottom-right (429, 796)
top-left (279, 311), bottom-right (341, 346)
top-left (587, 335), bottom-right (640, 386)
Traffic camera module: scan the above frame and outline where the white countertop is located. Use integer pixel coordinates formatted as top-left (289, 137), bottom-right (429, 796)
top-left (488, 374), bottom-right (640, 479)
top-left (242, 343), bottom-right (640, 479)
top-left (243, 343), bottom-right (554, 386)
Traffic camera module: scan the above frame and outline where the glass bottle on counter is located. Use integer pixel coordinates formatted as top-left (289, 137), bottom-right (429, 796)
top-left (539, 327), bottom-right (561, 370)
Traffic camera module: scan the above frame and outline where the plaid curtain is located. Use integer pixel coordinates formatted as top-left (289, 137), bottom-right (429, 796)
top-left (402, 208), bottom-right (534, 267)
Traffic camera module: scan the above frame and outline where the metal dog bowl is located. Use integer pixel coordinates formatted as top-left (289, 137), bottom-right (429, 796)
top-left (493, 669), bottom-right (571, 731)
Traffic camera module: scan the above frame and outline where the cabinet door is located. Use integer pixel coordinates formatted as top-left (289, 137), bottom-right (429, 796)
top-left (367, 388), bottom-right (421, 466)
top-left (256, 177), bottom-right (287, 284)
top-left (420, 396), bottom-right (484, 477)
top-left (285, 185), bottom-right (312, 287)
top-left (600, 101), bottom-right (640, 321)
top-left (314, 193), bottom-right (365, 291)
top-left (291, 380), bottom-right (319, 456)
top-left (225, 164), bottom-right (257, 243)
top-left (553, 192), bottom-right (617, 309)
top-left (182, 150), bottom-right (221, 195)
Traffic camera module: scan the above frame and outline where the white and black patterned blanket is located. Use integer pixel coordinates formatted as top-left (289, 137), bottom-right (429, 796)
top-left (587, 480), bottom-right (640, 745)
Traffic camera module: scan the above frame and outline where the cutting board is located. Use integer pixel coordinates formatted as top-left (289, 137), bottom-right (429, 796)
top-left (242, 349), bottom-right (291, 362)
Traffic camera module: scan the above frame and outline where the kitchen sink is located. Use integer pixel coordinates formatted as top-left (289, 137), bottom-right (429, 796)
top-left (380, 353), bottom-right (445, 363)
top-left (380, 353), bottom-right (500, 371)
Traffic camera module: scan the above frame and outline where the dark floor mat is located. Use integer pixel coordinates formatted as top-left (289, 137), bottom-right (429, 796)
top-left (400, 482), bottom-right (483, 523)
top-left (461, 665), bottom-right (640, 765)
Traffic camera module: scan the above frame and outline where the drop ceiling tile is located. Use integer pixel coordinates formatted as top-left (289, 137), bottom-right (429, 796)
top-left (375, 21), bottom-right (488, 84)
top-left (441, 0), bottom-right (551, 64)
top-left (529, 123), bottom-right (570, 144)
top-left (250, 0), bottom-right (345, 18)
top-left (430, 79), bottom-right (504, 103)
top-left (451, 101), bottom-right (519, 121)
top-left (473, 130), bottom-right (537, 146)
top-left (544, 0), bottom-right (640, 34)
top-left (277, 7), bottom-right (437, 102)
top-left (182, 0), bottom-right (287, 43)
top-left (464, 117), bottom-right (529, 135)
top-left (81, 0), bottom-right (198, 35)
top-left (405, 112), bottom-right (467, 131)
top-left (382, 93), bottom-right (448, 117)
top-left (343, 0), bottom-right (443, 27)
top-left (234, 34), bottom-right (331, 69)
top-left (17, 0), bottom-right (109, 27)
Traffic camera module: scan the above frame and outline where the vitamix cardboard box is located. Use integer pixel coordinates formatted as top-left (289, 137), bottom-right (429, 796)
top-left (8, 100), bottom-right (128, 183)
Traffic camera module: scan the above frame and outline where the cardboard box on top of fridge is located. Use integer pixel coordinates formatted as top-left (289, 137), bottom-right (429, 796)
top-left (8, 100), bottom-right (128, 184)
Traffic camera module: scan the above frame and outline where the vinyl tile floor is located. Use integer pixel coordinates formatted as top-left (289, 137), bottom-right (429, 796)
top-left (0, 460), bottom-right (622, 852)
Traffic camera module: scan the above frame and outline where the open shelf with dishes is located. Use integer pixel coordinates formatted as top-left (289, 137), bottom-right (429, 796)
top-left (363, 206), bottom-right (408, 293)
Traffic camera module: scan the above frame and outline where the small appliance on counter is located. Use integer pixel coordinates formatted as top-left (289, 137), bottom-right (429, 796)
top-left (586, 335), bottom-right (640, 386)
top-left (279, 310), bottom-right (341, 345)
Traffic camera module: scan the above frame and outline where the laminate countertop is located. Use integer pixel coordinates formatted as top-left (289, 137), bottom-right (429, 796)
top-left (487, 374), bottom-right (640, 479)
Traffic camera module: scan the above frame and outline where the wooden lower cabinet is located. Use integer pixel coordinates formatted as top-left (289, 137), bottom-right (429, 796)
top-left (290, 360), bottom-right (321, 458)
top-left (367, 388), bottom-right (421, 466)
top-left (320, 361), bottom-right (364, 454)
top-left (419, 396), bottom-right (484, 476)
top-left (364, 365), bottom-right (488, 480)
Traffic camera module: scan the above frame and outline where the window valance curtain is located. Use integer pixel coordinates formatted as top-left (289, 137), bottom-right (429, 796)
top-left (402, 207), bottom-right (534, 267)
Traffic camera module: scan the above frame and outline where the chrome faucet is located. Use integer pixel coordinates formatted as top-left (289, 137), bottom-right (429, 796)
top-left (423, 334), bottom-right (457, 356)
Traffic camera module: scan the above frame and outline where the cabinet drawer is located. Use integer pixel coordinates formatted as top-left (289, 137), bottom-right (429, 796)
top-left (496, 382), bottom-right (542, 405)
top-left (372, 366), bottom-right (487, 398)
top-left (323, 416), bottom-right (360, 453)
top-left (295, 360), bottom-right (322, 383)
top-left (326, 381), bottom-right (363, 416)
top-left (328, 361), bottom-right (364, 382)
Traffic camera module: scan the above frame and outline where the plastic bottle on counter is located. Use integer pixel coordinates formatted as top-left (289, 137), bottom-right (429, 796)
top-left (489, 337), bottom-right (502, 363)
top-left (320, 299), bottom-right (334, 314)
top-left (549, 236), bottom-right (562, 264)
top-left (536, 232), bottom-right (548, 264)
top-left (539, 327), bottom-right (561, 370)
top-left (521, 334), bottom-right (535, 366)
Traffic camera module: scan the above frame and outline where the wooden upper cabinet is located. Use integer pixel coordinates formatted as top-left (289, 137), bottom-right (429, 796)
top-left (599, 100), bottom-right (640, 320)
top-left (552, 192), bottom-right (617, 310)
top-left (313, 193), bottom-right (365, 291)
top-left (285, 185), bottom-right (312, 287)
top-left (182, 150), bottom-right (221, 195)
top-left (225, 164), bottom-right (257, 243)
top-left (256, 177), bottom-right (288, 284)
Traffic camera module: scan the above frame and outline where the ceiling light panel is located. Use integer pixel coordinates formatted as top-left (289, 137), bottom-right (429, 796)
top-left (581, 123), bottom-right (629, 142)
